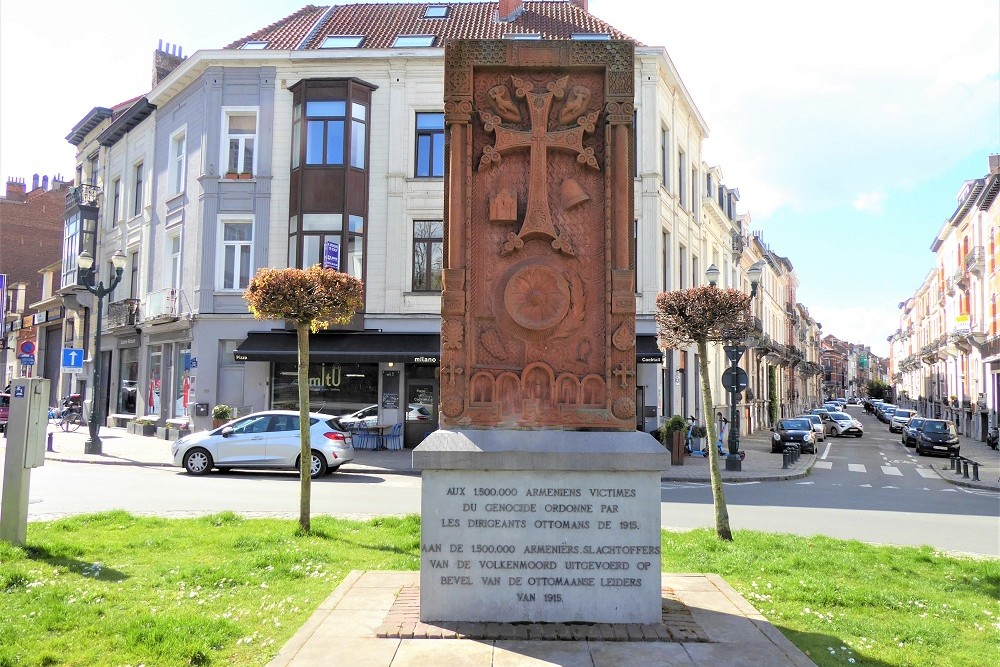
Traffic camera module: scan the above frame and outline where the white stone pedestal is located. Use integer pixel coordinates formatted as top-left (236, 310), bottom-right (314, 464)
top-left (413, 430), bottom-right (669, 624)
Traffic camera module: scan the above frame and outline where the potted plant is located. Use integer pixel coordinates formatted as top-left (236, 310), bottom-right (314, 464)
top-left (238, 170), bottom-right (253, 180)
top-left (131, 417), bottom-right (157, 437)
top-left (212, 404), bottom-right (234, 428)
top-left (224, 171), bottom-right (239, 180)
top-left (690, 424), bottom-right (708, 452)
top-left (656, 415), bottom-right (688, 466)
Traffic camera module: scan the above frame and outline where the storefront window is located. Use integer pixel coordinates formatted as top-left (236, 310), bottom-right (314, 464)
top-left (176, 344), bottom-right (192, 417)
top-left (118, 347), bottom-right (139, 414)
top-left (147, 346), bottom-right (163, 415)
top-left (271, 362), bottom-right (377, 417)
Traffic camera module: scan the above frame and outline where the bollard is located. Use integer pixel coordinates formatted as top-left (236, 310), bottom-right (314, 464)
top-left (954, 458), bottom-right (963, 474)
top-left (46, 432), bottom-right (54, 452)
top-left (949, 456), bottom-right (957, 471)
top-left (972, 461), bottom-right (980, 482)
top-left (962, 460), bottom-right (969, 479)
top-left (782, 450), bottom-right (790, 469)
top-left (794, 445), bottom-right (800, 463)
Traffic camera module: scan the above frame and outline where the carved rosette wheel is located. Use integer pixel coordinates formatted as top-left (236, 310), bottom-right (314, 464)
top-left (611, 396), bottom-right (635, 419)
top-left (503, 264), bottom-right (570, 331)
top-left (441, 394), bottom-right (464, 417)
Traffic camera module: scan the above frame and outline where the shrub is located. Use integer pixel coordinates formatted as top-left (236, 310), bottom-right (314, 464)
top-left (212, 405), bottom-right (234, 420)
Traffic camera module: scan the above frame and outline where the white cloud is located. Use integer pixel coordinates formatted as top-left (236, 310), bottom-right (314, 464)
top-left (853, 191), bottom-right (887, 213)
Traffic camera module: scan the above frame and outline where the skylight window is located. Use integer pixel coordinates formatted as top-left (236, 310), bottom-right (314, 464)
top-left (571, 33), bottom-right (611, 41)
top-left (424, 5), bottom-right (448, 18)
top-left (505, 33), bottom-right (541, 40)
top-left (393, 35), bottom-right (436, 48)
top-left (321, 35), bottom-right (364, 48)
top-left (241, 41), bottom-right (268, 49)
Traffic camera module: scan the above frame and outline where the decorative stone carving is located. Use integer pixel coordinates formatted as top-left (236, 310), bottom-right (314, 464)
top-left (442, 39), bottom-right (636, 430)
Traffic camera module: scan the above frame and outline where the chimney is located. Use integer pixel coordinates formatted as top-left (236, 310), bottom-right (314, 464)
top-left (570, 0), bottom-right (589, 11)
top-left (31, 174), bottom-right (39, 190)
top-left (498, 0), bottom-right (523, 22)
top-left (153, 39), bottom-right (187, 88)
top-left (990, 153), bottom-right (1000, 175)
top-left (5, 178), bottom-right (26, 202)
top-left (42, 175), bottom-right (49, 190)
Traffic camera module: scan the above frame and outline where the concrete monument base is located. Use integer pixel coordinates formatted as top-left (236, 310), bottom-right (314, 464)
top-left (413, 430), bottom-right (669, 624)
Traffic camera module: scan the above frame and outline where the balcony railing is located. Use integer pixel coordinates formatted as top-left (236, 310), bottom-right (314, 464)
top-left (144, 288), bottom-right (178, 321)
top-left (965, 246), bottom-right (985, 277)
top-left (65, 183), bottom-right (101, 210)
top-left (107, 298), bottom-right (141, 329)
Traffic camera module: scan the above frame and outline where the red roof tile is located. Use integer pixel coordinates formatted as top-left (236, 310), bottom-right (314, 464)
top-left (226, 2), bottom-right (637, 51)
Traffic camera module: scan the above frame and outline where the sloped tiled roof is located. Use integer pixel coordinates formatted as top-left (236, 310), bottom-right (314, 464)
top-left (225, 2), bottom-right (636, 51)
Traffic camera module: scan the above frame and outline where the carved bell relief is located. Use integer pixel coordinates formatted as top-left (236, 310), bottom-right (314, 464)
top-left (560, 179), bottom-right (589, 210)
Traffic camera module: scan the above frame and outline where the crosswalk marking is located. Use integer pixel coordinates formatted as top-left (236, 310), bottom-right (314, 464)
top-left (813, 461), bottom-right (833, 469)
top-left (916, 469), bottom-right (939, 479)
top-left (848, 463), bottom-right (866, 473)
top-left (881, 466), bottom-right (902, 476)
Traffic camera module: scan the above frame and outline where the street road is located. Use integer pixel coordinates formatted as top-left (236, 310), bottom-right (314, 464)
top-left (4, 407), bottom-right (997, 556)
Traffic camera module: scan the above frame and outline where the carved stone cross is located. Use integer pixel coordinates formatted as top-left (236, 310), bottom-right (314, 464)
top-left (485, 76), bottom-right (596, 243)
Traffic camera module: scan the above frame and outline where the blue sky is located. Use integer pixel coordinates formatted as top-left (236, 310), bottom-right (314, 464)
top-left (2, 0), bottom-right (997, 356)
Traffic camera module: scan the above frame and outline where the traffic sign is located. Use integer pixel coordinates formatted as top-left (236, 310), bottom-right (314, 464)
top-left (723, 345), bottom-right (746, 363)
top-left (721, 367), bottom-right (749, 393)
top-left (61, 348), bottom-right (85, 372)
top-left (19, 341), bottom-right (35, 355)
top-left (18, 354), bottom-right (35, 366)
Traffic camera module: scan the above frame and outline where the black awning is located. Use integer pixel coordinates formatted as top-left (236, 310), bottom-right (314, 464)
top-left (636, 335), bottom-right (663, 363)
top-left (234, 331), bottom-right (441, 364)
top-left (235, 331), bottom-right (661, 364)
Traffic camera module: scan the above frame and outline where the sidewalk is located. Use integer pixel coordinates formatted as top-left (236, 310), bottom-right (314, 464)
top-left (15, 422), bottom-right (1000, 491)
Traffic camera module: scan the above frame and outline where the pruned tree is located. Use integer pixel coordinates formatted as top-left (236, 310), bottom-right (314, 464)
top-left (655, 286), bottom-right (753, 541)
top-left (244, 265), bottom-right (364, 533)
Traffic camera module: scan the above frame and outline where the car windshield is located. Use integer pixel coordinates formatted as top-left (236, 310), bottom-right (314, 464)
top-left (828, 412), bottom-right (850, 420)
top-left (895, 410), bottom-right (914, 418)
top-left (908, 419), bottom-right (924, 429)
top-left (923, 421), bottom-right (957, 435)
top-left (780, 419), bottom-right (810, 430)
top-left (798, 415), bottom-right (820, 424)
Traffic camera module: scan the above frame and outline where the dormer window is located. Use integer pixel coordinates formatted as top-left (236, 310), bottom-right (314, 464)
top-left (393, 35), bottom-right (435, 48)
top-left (505, 33), bottom-right (541, 40)
top-left (241, 41), bottom-right (268, 49)
top-left (321, 35), bottom-right (364, 48)
top-left (424, 5), bottom-right (448, 18)
top-left (571, 33), bottom-right (611, 40)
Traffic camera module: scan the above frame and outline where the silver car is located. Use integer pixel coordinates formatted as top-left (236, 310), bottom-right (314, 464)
top-left (172, 410), bottom-right (355, 477)
top-left (889, 409), bottom-right (916, 433)
top-left (822, 411), bottom-right (864, 438)
top-left (796, 414), bottom-right (826, 442)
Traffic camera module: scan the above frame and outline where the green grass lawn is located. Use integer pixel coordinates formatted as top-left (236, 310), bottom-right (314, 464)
top-left (0, 512), bottom-right (996, 666)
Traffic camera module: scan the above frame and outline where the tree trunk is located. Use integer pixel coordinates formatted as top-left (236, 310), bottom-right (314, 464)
top-left (296, 321), bottom-right (312, 534)
top-left (698, 339), bottom-right (733, 541)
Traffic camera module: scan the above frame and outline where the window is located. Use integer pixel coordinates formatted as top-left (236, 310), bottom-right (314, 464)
top-left (111, 178), bottom-right (121, 224)
top-left (660, 127), bottom-right (669, 190)
top-left (350, 103), bottom-right (367, 169)
top-left (662, 231), bottom-right (671, 291)
top-left (305, 101), bottom-right (345, 165)
top-left (62, 213), bottom-right (80, 287)
top-left (168, 234), bottom-right (181, 290)
top-left (129, 250), bottom-right (139, 298)
top-left (506, 33), bottom-right (541, 40)
top-left (415, 112), bottom-right (445, 177)
top-left (169, 128), bottom-right (186, 195)
top-left (223, 110), bottom-right (257, 175)
top-left (132, 162), bottom-right (144, 216)
top-left (691, 166), bottom-right (697, 213)
top-left (88, 153), bottom-right (99, 186)
top-left (294, 213), bottom-right (364, 279)
top-left (678, 244), bottom-right (687, 289)
top-left (321, 35), bottom-right (363, 48)
top-left (571, 33), bottom-right (611, 40)
top-left (219, 219), bottom-right (253, 290)
top-left (424, 5), bottom-right (448, 17)
top-left (393, 35), bottom-right (435, 47)
top-left (412, 220), bottom-right (443, 291)
top-left (241, 41), bottom-right (268, 49)
top-left (677, 149), bottom-right (686, 208)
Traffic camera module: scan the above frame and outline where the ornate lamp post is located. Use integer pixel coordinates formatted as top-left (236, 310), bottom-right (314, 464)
top-left (78, 249), bottom-right (127, 454)
top-left (708, 261), bottom-right (763, 471)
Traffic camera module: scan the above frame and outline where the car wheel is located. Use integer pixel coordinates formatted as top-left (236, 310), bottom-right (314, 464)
top-left (183, 448), bottom-right (213, 475)
top-left (305, 450), bottom-right (328, 478)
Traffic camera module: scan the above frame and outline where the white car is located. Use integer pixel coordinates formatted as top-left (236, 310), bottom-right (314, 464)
top-left (338, 403), bottom-right (432, 429)
top-left (822, 411), bottom-right (864, 438)
top-left (889, 409), bottom-right (916, 434)
top-left (172, 410), bottom-right (354, 478)
top-left (796, 414), bottom-right (826, 442)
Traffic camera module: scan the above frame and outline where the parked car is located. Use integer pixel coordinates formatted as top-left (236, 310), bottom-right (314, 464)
top-left (171, 410), bottom-right (355, 477)
top-left (771, 418), bottom-right (817, 454)
top-left (796, 413), bottom-right (826, 443)
top-left (0, 392), bottom-right (9, 435)
top-left (847, 397), bottom-right (859, 405)
top-left (338, 403), bottom-right (431, 429)
top-left (889, 409), bottom-right (917, 433)
top-left (901, 417), bottom-right (926, 447)
top-left (809, 407), bottom-right (831, 416)
top-left (915, 419), bottom-right (960, 457)
top-left (877, 405), bottom-right (898, 423)
top-left (822, 411), bottom-right (864, 438)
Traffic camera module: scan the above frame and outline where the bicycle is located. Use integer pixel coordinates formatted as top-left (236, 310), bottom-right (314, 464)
top-left (60, 411), bottom-right (86, 432)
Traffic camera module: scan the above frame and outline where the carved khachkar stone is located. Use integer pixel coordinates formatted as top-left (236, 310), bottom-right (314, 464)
top-left (441, 39), bottom-right (635, 430)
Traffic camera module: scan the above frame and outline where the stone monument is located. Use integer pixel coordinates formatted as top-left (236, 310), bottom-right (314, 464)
top-left (414, 39), bottom-right (668, 624)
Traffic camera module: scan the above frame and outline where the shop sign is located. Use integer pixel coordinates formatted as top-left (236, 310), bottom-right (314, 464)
top-left (412, 355), bottom-right (438, 364)
top-left (117, 336), bottom-right (141, 349)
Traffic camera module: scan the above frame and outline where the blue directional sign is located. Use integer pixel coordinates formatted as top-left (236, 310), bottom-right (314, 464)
top-left (62, 348), bottom-right (85, 372)
top-left (322, 240), bottom-right (340, 271)
top-left (18, 354), bottom-right (34, 366)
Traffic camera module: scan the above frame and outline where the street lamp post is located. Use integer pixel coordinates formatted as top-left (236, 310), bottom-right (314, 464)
top-left (709, 261), bottom-right (763, 472)
top-left (78, 249), bottom-right (127, 455)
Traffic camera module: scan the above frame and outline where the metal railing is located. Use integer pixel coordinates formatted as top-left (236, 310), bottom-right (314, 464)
top-left (66, 183), bottom-right (101, 209)
top-left (108, 298), bottom-right (141, 328)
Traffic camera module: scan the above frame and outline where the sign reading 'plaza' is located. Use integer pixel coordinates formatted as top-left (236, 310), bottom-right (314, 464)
top-left (420, 470), bottom-right (661, 622)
